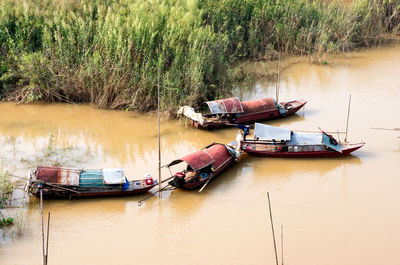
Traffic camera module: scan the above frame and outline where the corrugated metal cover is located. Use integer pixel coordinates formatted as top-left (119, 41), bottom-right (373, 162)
top-left (203, 144), bottom-right (233, 171)
top-left (167, 143), bottom-right (234, 171)
top-left (241, 97), bottom-right (277, 114)
top-left (254, 123), bottom-right (291, 141)
top-left (205, 97), bottom-right (244, 114)
top-left (36, 166), bottom-right (81, 186)
top-left (167, 150), bottom-right (215, 171)
top-left (288, 132), bottom-right (323, 146)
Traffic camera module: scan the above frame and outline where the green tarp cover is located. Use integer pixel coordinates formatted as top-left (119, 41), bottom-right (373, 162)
top-left (79, 170), bottom-right (121, 188)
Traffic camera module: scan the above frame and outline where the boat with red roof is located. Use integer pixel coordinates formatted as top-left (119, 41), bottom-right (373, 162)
top-left (166, 143), bottom-right (240, 190)
top-left (178, 97), bottom-right (306, 130)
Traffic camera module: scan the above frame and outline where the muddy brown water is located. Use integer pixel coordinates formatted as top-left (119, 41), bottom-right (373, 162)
top-left (1, 44), bottom-right (400, 265)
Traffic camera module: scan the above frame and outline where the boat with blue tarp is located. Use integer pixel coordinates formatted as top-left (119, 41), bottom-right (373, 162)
top-left (238, 123), bottom-right (364, 158)
top-left (26, 166), bottom-right (157, 199)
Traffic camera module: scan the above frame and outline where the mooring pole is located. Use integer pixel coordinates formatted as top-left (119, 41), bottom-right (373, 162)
top-left (276, 53), bottom-right (281, 103)
top-left (344, 94), bottom-right (351, 143)
top-left (267, 192), bottom-right (279, 265)
top-left (46, 212), bottom-right (50, 265)
top-left (281, 225), bottom-right (284, 265)
top-left (40, 188), bottom-right (46, 265)
top-left (157, 77), bottom-right (161, 197)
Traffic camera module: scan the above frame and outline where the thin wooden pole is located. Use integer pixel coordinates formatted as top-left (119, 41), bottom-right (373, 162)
top-left (344, 94), bottom-right (351, 143)
top-left (158, 77), bottom-right (161, 197)
top-left (276, 53), bottom-right (281, 103)
top-left (267, 192), bottom-right (279, 265)
top-left (281, 225), bottom-right (284, 265)
top-left (46, 212), bottom-right (50, 265)
top-left (40, 188), bottom-right (46, 265)
top-left (371, 127), bottom-right (400, 131)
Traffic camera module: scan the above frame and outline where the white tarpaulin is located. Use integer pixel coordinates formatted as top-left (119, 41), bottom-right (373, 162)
top-left (177, 106), bottom-right (205, 125)
top-left (287, 132), bottom-right (323, 146)
top-left (102, 168), bottom-right (126, 184)
top-left (254, 123), bottom-right (291, 141)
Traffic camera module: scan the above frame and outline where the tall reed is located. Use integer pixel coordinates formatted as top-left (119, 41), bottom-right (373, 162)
top-left (0, 0), bottom-right (399, 110)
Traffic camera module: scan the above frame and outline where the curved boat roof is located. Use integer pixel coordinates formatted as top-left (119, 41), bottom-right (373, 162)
top-left (203, 97), bottom-right (244, 114)
top-left (241, 98), bottom-right (277, 115)
top-left (166, 143), bottom-right (235, 171)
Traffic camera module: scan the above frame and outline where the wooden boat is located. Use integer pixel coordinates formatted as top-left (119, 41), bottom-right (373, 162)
top-left (26, 166), bottom-right (158, 199)
top-left (238, 123), bottom-right (364, 158)
top-left (178, 97), bottom-right (306, 130)
top-left (166, 143), bottom-right (240, 190)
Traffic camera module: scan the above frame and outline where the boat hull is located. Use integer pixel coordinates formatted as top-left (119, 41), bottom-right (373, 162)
top-left (33, 184), bottom-right (157, 199)
top-left (242, 143), bottom-right (364, 158)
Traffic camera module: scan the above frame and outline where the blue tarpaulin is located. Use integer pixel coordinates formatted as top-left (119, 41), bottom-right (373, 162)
top-left (322, 133), bottom-right (342, 153)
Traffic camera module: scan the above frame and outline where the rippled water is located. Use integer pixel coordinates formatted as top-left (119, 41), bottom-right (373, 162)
top-left (1, 44), bottom-right (399, 265)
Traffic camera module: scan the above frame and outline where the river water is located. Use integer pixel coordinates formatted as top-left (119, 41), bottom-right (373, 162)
top-left (0, 44), bottom-right (399, 265)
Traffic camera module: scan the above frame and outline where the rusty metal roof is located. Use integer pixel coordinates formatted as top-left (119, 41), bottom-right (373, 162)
top-left (204, 97), bottom-right (244, 114)
top-left (203, 143), bottom-right (234, 171)
top-left (36, 166), bottom-right (82, 186)
top-left (167, 143), bottom-right (234, 171)
top-left (167, 150), bottom-right (215, 171)
top-left (241, 97), bottom-right (277, 114)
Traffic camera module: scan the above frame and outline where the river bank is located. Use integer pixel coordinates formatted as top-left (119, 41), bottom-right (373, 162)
top-left (1, 0), bottom-right (399, 111)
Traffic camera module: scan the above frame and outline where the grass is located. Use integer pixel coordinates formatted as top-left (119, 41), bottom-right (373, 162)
top-left (0, 0), bottom-right (399, 110)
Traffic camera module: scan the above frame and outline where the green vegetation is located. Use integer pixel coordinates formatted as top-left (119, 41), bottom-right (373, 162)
top-left (0, 0), bottom-right (399, 110)
top-left (0, 166), bottom-right (14, 209)
top-left (0, 165), bottom-right (15, 228)
top-left (0, 217), bottom-right (14, 227)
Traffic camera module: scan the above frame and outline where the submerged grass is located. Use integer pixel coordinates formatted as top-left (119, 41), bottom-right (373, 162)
top-left (0, 0), bottom-right (399, 110)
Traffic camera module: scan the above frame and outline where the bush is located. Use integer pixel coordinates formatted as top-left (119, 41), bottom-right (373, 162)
top-left (0, 167), bottom-right (14, 209)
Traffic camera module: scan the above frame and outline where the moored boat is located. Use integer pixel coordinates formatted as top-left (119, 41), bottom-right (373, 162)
top-left (238, 123), bottom-right (364, 158)
top-left (166, 143), bottom-right (240, 190)
top-left (26, 166), bottom-right (158, 199)
top-left (178, 97), bottom-right (307, 130)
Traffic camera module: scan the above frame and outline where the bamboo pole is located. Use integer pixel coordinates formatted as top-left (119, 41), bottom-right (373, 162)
top-left (344, 94), bottom-right (351, 143)
top-left (281, 225), bottom-right (284, 265)
top-left (296, 129), bottom-right (345, 134)
top-left (138, 184), bottom-right (173, 206)
top-left (158, 77), bottom-right (161, 197)
top-left (267, 192), bottom-right (279, 265)
top-left (46, 212), bottom-right (50, 265)
top-left (40, 188), bottom-right (46, 265)
top-left (370, 127), bottom-right (400, 131)
top-left (43, 183), bottom-right (81, 194)
top-left (276, 53), bottom-right (281, 103)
